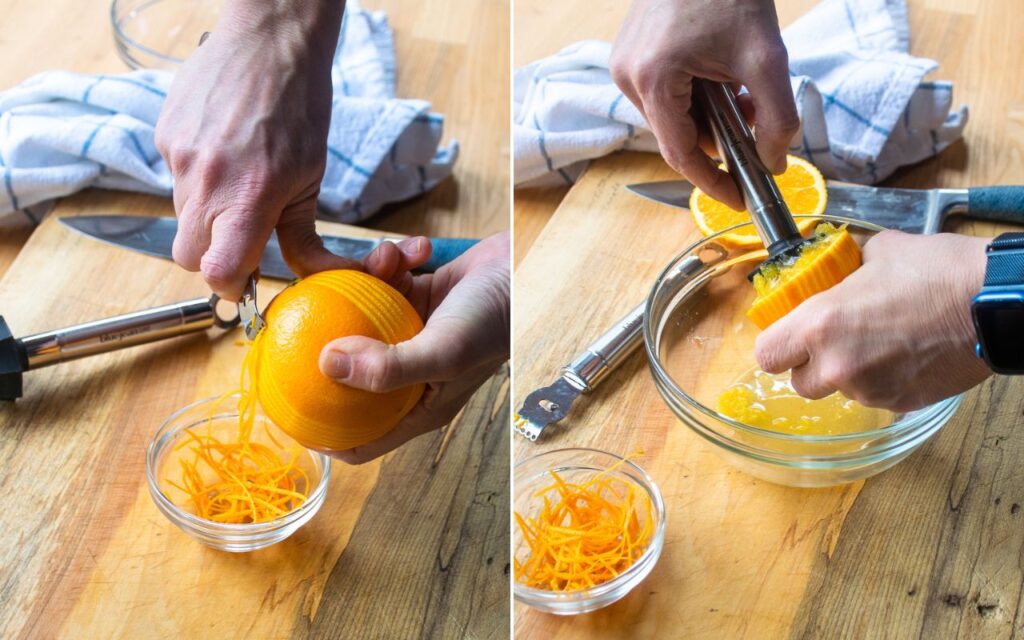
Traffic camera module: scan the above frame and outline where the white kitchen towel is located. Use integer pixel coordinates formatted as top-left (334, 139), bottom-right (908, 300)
top-left (0, 0), bottom-right (458, 225)
top-left (514, 0), bottom-right (966, 187)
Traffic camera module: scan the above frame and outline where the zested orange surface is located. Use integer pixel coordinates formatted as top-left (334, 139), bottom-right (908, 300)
top-left (256, 270), bottom-right (425, 452)
top-left (747, 223), bottom-right (862, 329)
top-left (514, 464), bottom-right (654, 591)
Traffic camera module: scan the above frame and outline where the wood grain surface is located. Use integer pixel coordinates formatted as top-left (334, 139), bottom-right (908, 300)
top-left (513, 1), bottom-right (1024, 638)
top-left (0, 0), bottom-right (510, 637)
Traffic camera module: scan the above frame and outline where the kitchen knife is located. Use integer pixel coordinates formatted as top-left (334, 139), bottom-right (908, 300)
top-left (626, 181), bottom-right (1024, 234)
top-left (60, 215), bottom-right (479, 278)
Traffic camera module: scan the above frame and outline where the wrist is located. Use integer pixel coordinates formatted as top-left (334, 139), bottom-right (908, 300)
top-left (949, 236), bottom-right (990, 351)
top-left (219, 0), bottom-right (344, 44)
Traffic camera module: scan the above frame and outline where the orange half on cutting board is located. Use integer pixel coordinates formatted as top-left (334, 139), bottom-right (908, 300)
top-left (689, 154), bottom-right (827, 248)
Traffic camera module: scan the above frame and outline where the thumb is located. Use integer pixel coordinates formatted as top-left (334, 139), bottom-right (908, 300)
top-left (276, 210), bottom-right (362, 277)
top-left (319, 326), bottom-right (462, 393)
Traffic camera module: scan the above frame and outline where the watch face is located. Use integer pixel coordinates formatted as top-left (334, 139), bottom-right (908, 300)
top-left (975, 298), bottom-right (1024, 372)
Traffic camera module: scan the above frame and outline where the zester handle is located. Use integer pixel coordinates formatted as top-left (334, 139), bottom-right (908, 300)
top-left (20, 295), bottom-right (237, 369)
top-left (562, 303), bottom-right (645, 392)
top-left (692, 79), bottom-right (802, 256)
top-left (561, 254), bottom-right (711, 392)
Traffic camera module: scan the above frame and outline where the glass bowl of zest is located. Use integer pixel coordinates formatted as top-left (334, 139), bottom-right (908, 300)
top-left (146, 394), bottom-right (331, 552)
top-left (513, 448), bottom-right (666, 615)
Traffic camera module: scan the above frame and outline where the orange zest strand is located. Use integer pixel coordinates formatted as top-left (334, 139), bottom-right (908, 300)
top-left (513, 455), bottom-right (654, 592)
top-left (166, 329), bottom-right (311, 524)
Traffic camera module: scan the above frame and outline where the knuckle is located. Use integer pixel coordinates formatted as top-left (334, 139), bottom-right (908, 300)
top-left (199, 254), bottom-right (238, 291)
top-left (364, 348), bottom-right (403, 393)
top-left (802, 305), bottom-right (839, 345)
top-left (747, 41), bottom-right (789, 75)
top-left (631, 56), bottom-right (663, 94)
top-left (818, 358), bottom-right (849, 392)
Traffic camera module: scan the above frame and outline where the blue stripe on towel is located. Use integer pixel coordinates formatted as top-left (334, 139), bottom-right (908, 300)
top-left (94, 75), bottom-right (167, 98)
top-left (843, 0), bottom-right (864, 49)
top-left (414, 113), bottom-right (443, 125)
top-left (821, 92), bottom-right (890, 136)
top-left (327, 145), bottom-right (373, 177)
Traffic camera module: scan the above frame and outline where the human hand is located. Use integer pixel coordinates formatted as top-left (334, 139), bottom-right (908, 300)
top-left (155, 0), bottom-right (350, 301)
top-left (755, 231), bottom-right (993, 412)
top-left (317, 232), bottom-right (511, 463)
top-left (610, 0), bottom-right (798, 209)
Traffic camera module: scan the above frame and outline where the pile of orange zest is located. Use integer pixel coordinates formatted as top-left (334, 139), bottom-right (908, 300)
top-left (747, 222), bottom-right (862, 329)
top-left (514, 455), bottom-right (654, 592)
top-left (165, 329), bottom-right (311, 524)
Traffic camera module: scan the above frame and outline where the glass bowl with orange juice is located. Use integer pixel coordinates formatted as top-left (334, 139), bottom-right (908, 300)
top-left (644, 216), bottom-right (962, 487)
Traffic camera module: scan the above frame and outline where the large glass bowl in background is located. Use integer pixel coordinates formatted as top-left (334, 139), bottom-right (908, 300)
top-left (111, 0), bottom-right (223, 70)
top-left (513, 448), bottom-right (666, 615)
top-left (146, 395), bottom-right (331, 552)
top-left (644, 216), bottom-right (962, 488)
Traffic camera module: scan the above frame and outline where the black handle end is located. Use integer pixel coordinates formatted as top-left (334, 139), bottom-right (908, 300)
top-left (0, 316), bottom-right (25, 400)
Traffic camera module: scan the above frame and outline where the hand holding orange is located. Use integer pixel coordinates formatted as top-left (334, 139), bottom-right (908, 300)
top-left (254, 269), bottom-right (425, 452)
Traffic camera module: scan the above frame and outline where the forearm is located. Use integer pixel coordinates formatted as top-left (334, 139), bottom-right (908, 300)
top-left (219, 0), bottom-right (345, 59)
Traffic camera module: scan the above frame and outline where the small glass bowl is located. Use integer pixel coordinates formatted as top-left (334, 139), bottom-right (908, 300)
top-left (146, 395), bottom-right (331, 552)
top-left (513, 448), bottom-right (666, 615)
top-left (111, 0), bottom-right (223, 70)
top-left (644, 216), bottom-right (962, 487)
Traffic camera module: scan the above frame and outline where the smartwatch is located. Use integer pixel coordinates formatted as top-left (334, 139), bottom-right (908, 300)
top-left (972, 232), bottom-right (1024, 374)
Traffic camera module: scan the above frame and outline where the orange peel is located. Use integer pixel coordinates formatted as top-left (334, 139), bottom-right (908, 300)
top-left (747, 223), bottom-right (862, 329)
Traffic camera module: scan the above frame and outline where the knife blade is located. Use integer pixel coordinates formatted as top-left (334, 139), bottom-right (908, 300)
top-left (627, 180), bottom-right (1024, 234)
top-left (60, 215), bottom-right (479, 279)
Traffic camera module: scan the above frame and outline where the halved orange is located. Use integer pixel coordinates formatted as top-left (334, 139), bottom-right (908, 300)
top-left (689, 155), bottom-right (827, 248)
top-left (747, 223), bottom-right (862, 329)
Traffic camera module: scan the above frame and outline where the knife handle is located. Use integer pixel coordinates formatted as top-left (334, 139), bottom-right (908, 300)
top-left (967, 187), bottom-right (1024, 226)
top-left (420, 238), bottom-right (479, 272)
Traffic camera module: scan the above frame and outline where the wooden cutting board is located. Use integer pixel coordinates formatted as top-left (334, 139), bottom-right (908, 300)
top-left (513, 1), bottom-right (1024, 637)
top-left (0, 190), bottom-right (509, 639)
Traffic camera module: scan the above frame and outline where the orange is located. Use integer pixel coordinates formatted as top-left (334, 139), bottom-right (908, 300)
top-left (689, 155), bottom-right (827, 248)
top-left (254, 270), bottom-right (425, 451)
top-left (746, 223), bottom-right (861, 329)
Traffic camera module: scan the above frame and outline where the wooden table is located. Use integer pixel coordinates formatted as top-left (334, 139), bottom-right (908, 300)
top-left (0, 1), bottom-right (509, 638)
top-left (513, 1), bottom-right (1024, 638)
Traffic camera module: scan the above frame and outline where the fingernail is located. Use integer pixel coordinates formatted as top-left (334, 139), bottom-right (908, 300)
top-left (400, 237), bottom-right (424, 257)
top-left (365, 247), bottom-right (382, 271)
top-left (324, 352), bottom-right (351, 379)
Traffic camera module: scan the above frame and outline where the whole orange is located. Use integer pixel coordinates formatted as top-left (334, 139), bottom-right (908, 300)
top-left (254, 270), bottom-right (424, 451)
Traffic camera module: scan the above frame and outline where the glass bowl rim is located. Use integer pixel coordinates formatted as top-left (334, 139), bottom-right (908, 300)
top-left (145, 394), bottom-right (332, 532)
top-left (110, 0), bottom-right (192, 67)
top-left (512, 447), bottom-right (667, 603)
top-left (642, 214), bottom-right (960, 444)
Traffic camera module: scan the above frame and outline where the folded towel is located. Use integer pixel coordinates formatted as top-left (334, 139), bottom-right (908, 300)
top-left (0, 0), bottom-right (458, 225)
top-left (514, 0), bottom-right (966, 188)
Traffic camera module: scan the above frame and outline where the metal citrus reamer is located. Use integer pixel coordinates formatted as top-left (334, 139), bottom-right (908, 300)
top-left (691, 78), bottom-right (808, 276)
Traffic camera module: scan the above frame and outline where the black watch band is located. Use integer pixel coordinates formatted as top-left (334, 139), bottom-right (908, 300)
top-left (983, 232), bottom-right (1024, 286)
